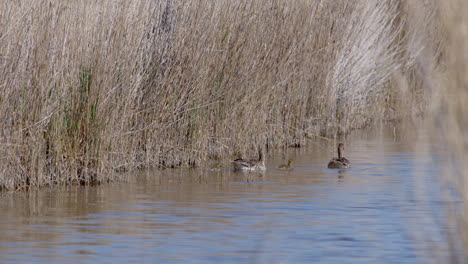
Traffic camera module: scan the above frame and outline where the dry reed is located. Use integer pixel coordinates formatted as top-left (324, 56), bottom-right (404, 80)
top-left (426, 1), bottom-right (468, 262)
top-left (0, 0), bottom-right (435, 190)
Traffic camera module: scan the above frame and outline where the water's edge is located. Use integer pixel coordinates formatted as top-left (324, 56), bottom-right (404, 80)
top-left (0, 127), bottom-right (450, 264)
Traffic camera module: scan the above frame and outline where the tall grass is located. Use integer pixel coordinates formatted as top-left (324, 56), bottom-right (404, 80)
top-left (0, 0), bottom-right (435, 190)
top-left (428, 1), bottom-right (468, 262)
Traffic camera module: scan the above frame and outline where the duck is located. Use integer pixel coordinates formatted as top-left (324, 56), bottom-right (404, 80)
top-left (232, 150), bottom-right (266, 171)
top-left (278, 159), bottom-right (293, 169)
top-left (327, 143), bottom-right (350, 169)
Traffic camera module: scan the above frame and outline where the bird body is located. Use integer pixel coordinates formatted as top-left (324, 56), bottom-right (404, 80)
top-left (327, 157), bottom-right (350, 169)
top-left (232, 158), bottom-right (266, 171)
top-left (327, 143), bottom-right (350, 169)
top-left (232, 150), bottom-right (266, 171)
top-left (278, 159), bottom-right (293, 169)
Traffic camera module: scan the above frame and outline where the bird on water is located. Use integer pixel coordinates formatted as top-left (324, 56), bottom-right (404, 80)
top-left (232, 150), bottom-right (266, 171)
top-left (327, 143), bottom-right (350, 169)
top-left (278, 159), bottom-right (293, 169)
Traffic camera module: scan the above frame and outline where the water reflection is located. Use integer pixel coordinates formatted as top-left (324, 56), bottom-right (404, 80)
top-left (0, 127), bottom-right (452, 264)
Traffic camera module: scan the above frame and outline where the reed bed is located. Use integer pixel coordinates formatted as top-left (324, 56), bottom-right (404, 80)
top-left (426, 1), bottom-right (468, 262)
top-left (0, 0), bottom-right (438, 190)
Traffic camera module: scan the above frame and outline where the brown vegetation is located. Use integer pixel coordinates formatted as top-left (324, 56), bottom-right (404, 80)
top-left (0, 0), bottom-right (441, 190)
top-left (431, 0), bottom-right (468, 261)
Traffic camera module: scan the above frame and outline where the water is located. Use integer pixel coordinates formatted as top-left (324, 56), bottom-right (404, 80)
top-left (0, 127), bottom-right (453, 263)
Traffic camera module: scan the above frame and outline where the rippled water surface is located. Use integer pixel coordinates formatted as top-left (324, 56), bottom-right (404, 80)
top-left (0, 128), bottom-right (452, 263)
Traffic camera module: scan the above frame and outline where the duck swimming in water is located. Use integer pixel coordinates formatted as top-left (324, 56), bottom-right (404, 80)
top-left (233, 150), bottom-right (266, 171)
top-left (327, 143), bottom-right (350, 169)
top-left (278, 159), bottom-right (293, 169)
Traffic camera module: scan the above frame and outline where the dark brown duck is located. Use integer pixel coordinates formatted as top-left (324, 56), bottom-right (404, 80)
top-left (327, 143), bottom-right (350, 169)
top-left (232, 150), bottom-right (266, 171)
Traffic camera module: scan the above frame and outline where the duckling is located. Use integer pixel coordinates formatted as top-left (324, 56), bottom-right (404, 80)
top-left (327, 143), bottom-right (350, 169)
top-left (278, 159), bottom-right (293, 169)
top-left (232, 150), bottom-right (266, 171)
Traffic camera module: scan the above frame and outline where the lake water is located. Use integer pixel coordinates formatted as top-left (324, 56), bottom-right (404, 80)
top-left (0, 127), bottom-right (456, 263)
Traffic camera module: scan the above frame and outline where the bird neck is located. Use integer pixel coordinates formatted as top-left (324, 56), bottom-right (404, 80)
top-left (338, 147), bottom-right (342, 159)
